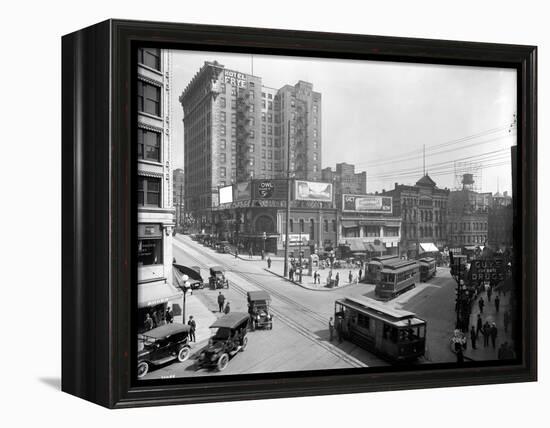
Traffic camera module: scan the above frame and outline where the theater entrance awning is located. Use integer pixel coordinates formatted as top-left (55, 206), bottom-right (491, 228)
top-left (420, 242), bottom-right (439, 253)
top-left (138, 281), bottom-right (181, 308)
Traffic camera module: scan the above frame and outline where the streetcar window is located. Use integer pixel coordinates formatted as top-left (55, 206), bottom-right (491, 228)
top-left (357, 314), bottom-right (370, 330)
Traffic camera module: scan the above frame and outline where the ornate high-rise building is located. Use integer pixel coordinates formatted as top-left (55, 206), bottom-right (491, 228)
top-left (179, 61), bottom-right (322, 232)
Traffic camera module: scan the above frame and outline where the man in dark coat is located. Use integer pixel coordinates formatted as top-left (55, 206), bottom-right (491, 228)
top-left (165, 306), bottom-right (173, 324)
top-left (358, 269), bottom-right (363, 282)
top-left (476, 314), bottom-right (483, 336)
top-left (494, 295), bottom-right (500, 313)
top-left (144, 313), bottom-right (154, 331)
top-left (187, 315), bottom-right (196, 342)
top-left (490, 323), bottom-right (498, 349)
top-left (267, 256), bottom-right (272, 269)
top-left (217, 292), bottom-right (226, 313)
top-left (328, 317), bottom-right (334, 341)
top-left (478, 296), bottom-right (485, 314)
top-left (470, 325), bottom-right (477, 350)
top-left (482, 322), bottom-right (491, 347)
top-left (335, 272), bottom-right (340, 286)
top-left (224, 301), bottom-right (231, 314)
top-left (348, 270), bottom-right (353, 283)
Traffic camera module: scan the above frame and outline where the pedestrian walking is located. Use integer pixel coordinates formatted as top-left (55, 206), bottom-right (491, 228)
top-left (217, 292), bottom-right (226, 313)
top-left (165, 306), bottom-right (173, 324)
top-left (267, 256), bottom-right (272, 269)
top-left (348, 270), bottom-right (353, 283)
top-left (470, 325), bottom-right (477, 350)
top-left (358, 268), bottom-right (363, 282)
top-left (478, 296), bottom-right (485, 314)
top-left (482, 322), bottom-right (491, 347)
top-left (476, 314), bottom-right (482, 336)
top-left (490, 323), bottom-right (498, 349)
top-left (335, 272), bottom-right (340, 286)
top-left (144, 313), bottom-right (154, 331)
top-left (494, 295), bottom-right (500, 313)
top-left (503, 310), bottom-right (510, 333)
top-left (289, 268), bottom-right (294, 281)
top-left (152, 310), bottom-right (161, 327)
top-left (187, 315), bottom-right (196, 342)
top-left (235, 248), bottom-right (238, 258)
top-left (328, 317), bottom-right (334, 341)
top-left (224, 301), bottom-right (231, 314)
top-left (487, 286), bottom-right (492, 302)
top-left (261, 249), bottom-right (265, 260)
top-left (249, 248), bottom-right (253, 259)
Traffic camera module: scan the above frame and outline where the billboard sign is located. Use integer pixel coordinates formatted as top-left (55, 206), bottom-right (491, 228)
top-left (224, 70), bottom-right (247, 88)
top-left (295, 181), bottom-right (332, 202)
top-left (281, 233), bottom-right (310, 246)
top-left (219, 185), bottom-right (233, 204)
top-left (342, 194), bottom-right (393, 213)
top-left (252, 179), bottom-right (288, 200)
top-left (234, 181), bottom-right (251, 201)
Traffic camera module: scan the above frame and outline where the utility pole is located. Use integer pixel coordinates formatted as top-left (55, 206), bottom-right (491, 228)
top-left (283, 120), bottom-right (291, 278)
top-left (179, 184), bottom-right (184, 230)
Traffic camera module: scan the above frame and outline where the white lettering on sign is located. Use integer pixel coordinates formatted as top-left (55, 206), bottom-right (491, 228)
top-left (224, 70), bottom-right (246, 88)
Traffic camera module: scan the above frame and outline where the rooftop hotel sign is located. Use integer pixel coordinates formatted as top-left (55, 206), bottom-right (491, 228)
top-left (224, 70), bottom-right (246, 88)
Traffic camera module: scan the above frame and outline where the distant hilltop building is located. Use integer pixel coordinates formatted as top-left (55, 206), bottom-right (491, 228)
top-left (179, 61), bottom-right (322, 232)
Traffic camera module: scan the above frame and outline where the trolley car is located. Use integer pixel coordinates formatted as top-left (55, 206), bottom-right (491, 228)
top-left (375, 259), bottom-right (419, 299)
top-left (334, 296), bottom-right (426, 362)
top-left (364, 255), bottom-right (400, 283)
top-left (419, 257), bottom-right (437, 282)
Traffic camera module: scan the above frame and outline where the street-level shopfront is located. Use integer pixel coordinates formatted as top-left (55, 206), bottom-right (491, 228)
top-left (137, 223), bottom-right (180, 332)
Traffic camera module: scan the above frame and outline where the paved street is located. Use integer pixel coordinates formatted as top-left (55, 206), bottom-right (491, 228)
top-left (141, 235), bottom-right (478, 379)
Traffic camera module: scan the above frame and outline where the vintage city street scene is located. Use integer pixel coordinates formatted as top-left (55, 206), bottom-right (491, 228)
top-left (136, 48), bottom-right (518, 380)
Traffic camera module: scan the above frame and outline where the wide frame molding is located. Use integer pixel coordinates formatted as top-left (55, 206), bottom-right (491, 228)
top-left (62, 19), bottom-right (537, 408)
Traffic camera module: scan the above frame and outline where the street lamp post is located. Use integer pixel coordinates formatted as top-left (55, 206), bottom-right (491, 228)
top-left (283, 120), bottom-right (292, 278)
top-left (176, 274), bottom-right (191, 324)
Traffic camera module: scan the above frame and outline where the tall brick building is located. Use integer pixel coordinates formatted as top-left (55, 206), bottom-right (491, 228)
top-left (179, 61), bottom-right (322, 232)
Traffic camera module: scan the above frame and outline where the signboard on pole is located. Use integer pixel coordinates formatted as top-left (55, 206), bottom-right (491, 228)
top-left (469, 259), bottom-right (506, 285)
top-left (294, 181), bottom-right (332, 202)
top-left (342, 194), bottom-right (393, 213)
top-left (281, 233), bottom-right (310, 246)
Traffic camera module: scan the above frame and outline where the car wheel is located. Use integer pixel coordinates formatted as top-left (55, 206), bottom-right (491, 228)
top-left (177, 346), bottom-right (191, 362)
top-left (217, 353), bottom-right (229, 371)
top-left (137, 361), bottom-right (149, 378)
top-left (241, 336), bottom-right (248, 351)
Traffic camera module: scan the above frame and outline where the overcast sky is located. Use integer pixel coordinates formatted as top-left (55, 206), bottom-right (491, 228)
top-left (169, 49), bottom-right (516, 195)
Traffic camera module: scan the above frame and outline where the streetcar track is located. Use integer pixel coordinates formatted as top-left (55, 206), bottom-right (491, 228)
top-left (174, 237), bottom-right (366, 368)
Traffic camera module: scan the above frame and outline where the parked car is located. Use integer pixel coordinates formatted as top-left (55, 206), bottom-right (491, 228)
top-left (173, 263), bottom-right (205, 289)
top-left (216, 241), bottom-right (231, 253)
top-left (196, 313), bottom-right (250, 371)
top-left (247, 290), bottom-right (273, 330)
top-left (137, 324), bottom-right (192, 378)
top-left (209, 266), bottom-right (229, 289)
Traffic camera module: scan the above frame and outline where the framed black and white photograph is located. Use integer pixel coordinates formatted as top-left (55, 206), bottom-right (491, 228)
top-left (62, 19), bottom-right (537, 408)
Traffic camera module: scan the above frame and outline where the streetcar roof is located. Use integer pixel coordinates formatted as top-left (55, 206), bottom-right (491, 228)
top-left (336, 296), bottom-right (425, 326)
top-left (381, 260), bottom-right (418, 270)
top-left (369, 255), bottom-right (399, 262)
top-left (419, 257), bottom-right (436, 263)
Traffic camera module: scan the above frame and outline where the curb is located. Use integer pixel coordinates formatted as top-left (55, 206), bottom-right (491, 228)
top-left (263, 268), bottom-right (357, 292)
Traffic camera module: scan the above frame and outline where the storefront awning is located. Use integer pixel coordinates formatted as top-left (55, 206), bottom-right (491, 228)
top-left (420, 242), bottom-right (439, 253)
top-left (348, 240), bottom-right (367, 252)
top-left (369, 242), bottom-right (386, 253)
top-left (138, 281), bottom-right (181, 308)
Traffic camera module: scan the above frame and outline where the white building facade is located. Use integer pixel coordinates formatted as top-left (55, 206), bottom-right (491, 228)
top-left (137, 48), bottom-right (179, 331)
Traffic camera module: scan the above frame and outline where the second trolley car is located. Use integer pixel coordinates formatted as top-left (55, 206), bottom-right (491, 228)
top-left (364, 254), bottom-right (400, 283)
top-left (334, 296), bottom-right (426, 362)
top-left (375, 259), bottom-right (419, 299)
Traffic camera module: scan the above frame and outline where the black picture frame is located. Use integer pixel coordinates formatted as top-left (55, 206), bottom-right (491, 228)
top-left (62, 19), bottom-right (537, 408)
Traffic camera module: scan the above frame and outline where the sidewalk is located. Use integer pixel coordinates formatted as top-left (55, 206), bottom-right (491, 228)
top-left (463, 289), bottom-right (514, 361)
top-left (172, 294), bottom-right (217, 344)
top-left (264, 257), bottom-right (363, 291)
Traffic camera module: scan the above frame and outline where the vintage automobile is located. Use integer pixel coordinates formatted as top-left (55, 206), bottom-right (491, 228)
top-left (196, 313), bottom-right (250, 371)
top-left (173, 263), bottom-right (205, 289)
top-left (247, 290), bottom-right (273, 330)
top-left (137, 324), bottom-right (192, 378)
top-left (209, 266), bottom-right (229, 289)
top-left (216, 241), bottom-right (231, 253)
